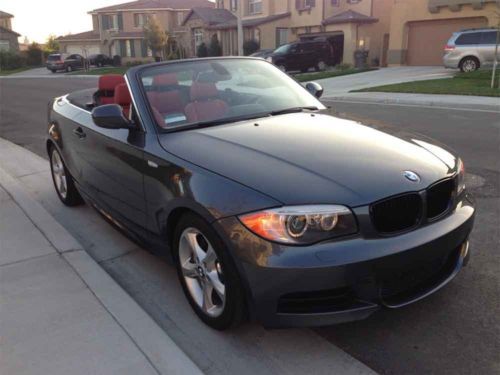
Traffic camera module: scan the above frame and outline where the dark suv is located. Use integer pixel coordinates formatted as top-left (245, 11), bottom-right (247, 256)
top-left (88, 54), bottom-right (114, 67)
top-left (267, 41), bottom-right (333, 73)
top-left (46, 54), bottom-right (84, 73)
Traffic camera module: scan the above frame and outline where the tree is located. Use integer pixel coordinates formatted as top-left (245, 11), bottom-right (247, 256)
top-left (26, 42), bottom-right (43, 66)
top-left (197, 42), bottom-right (208, 58)
top-left (143, 17), bottom-right (168, 60)
top-left (45, 34), bottom-right (60, 54)
top-left (208, 34), bottom-right (222, 57)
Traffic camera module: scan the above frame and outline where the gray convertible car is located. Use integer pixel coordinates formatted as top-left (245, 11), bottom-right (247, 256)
top-left (47, 57), bottom-right (474, 330)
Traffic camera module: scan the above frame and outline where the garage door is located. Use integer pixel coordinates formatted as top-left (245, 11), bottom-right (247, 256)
top-left (66, 44), bottom-right (101, 57)
top-left (407, 17), bottom-right (487, 66)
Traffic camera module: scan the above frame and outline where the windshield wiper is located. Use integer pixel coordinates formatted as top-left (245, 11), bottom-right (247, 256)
top-left (269, 106), bottom-right (319, 116)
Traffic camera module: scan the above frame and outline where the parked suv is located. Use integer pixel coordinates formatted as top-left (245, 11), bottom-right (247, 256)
top-left (46, 53), bottom-right (84, 73)
top-left (444, 28), bottom-right (499, 72)
top-left (267, 40), bottom-right (333, 73)
top-left (88, 54), bottom-right (113, 67)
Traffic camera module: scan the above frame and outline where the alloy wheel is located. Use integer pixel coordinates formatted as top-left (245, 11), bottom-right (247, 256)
top-left (462, 59), bottom-right (477, 72)
top-left (178, 227), bottom-right (226, 317)
top-left (51, 150), bottom-right (68, 199)
top-left (317, 61), bottom-right (326, 71)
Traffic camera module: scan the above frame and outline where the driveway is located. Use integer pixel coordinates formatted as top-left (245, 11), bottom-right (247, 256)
top-left (318, 66), bottom-right (454, 97)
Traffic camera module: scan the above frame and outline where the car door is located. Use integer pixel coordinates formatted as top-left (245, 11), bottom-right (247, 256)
top-left (74, 105), bottom-right (147, 232)
top-left (479, 31), bottom-right (498, 66)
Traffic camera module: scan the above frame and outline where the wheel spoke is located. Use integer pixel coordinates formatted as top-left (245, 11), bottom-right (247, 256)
top-left (186, 231), bottom-right (206, 263)
top-left (206, 270), bottom-right (225, 300)
top-left (202, 281), bottom-right (215, 313)
top-left (181, 259), bottom-right (198, 279)
top-left (203, 245), bottom-right (217, 267)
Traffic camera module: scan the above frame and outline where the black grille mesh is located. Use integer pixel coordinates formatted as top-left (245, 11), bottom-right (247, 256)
top-left (427, 179), bottom-right (454, 219)
top-left (371, 193), bottom-right (422, 234)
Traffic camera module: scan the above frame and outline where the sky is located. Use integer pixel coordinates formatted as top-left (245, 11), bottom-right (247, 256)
top-left (2, 0), bottom-right (165, 43)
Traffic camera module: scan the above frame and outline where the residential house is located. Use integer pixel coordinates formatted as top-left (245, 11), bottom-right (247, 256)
top-left (57, 0), bottom-right (213, 62)
top-left (0, 10), bottom-right (20, 51)
top-left (388, 0), bottom-right (500, 66)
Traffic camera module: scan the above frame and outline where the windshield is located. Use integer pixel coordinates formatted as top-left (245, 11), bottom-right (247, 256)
top-left (139, 58), bottom-right (324, 130)
top-left (273, 44), bottom-right (291, 54)
top-left (47, 55), bottom-right (61, 61)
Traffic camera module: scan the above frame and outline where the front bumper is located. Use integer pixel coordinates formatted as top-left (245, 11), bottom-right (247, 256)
top-left (215, 196), bottom-right (475, 328)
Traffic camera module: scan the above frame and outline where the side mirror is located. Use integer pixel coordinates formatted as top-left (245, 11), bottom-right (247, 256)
top-left (305, 82), bottom-right (324, 99)
top-left (91, 104), bottom-right (132, 130)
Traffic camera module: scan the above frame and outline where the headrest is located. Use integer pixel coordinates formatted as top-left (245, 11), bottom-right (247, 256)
top-left (99, 74), bottom-right (125, 91)
top-left (190, 82), bottom-right (218, 101)
top-left (153, 73), bottom-right (178, 86)
top-left (114, 83), bottom-right (131, 106)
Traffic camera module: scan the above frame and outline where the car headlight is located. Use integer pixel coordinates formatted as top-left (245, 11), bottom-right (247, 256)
top-left (239, 205), bottom-right (357, 245)
top-left (457, 158), bottom-right (466, 194)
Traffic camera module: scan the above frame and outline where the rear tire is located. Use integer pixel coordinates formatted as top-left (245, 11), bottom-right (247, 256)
top-left (173, 213), bottom-right (246, 330)
top-left (50, 69), bottom-right (56, 73)
top-left (315, 60), bottom-right (326, 72)
top-left (49, 146), bottom-right (83, 206)
top-left (460, 57), bottom-right (479, 73)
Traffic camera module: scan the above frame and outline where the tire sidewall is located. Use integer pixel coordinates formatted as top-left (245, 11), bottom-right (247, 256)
top-left (173, 213), bottom-right (245, 330)
top-left (49, 146), bottom-right (82, 206)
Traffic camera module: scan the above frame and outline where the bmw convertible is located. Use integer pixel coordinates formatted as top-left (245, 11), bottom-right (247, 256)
top-left (47, 57), bottom-right (474, 330)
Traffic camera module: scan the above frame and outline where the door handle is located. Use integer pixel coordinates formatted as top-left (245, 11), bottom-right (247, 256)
top-left (73, 127), bottom-right (86, 139)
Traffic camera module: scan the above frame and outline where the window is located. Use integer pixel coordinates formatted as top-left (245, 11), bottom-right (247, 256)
top-left (0, 40), bottom-right (10, 51)
top-left (177, 12), bottom-right (185, 26)
top-left (249, 0), bottom-right (262, 14)
top-left (103, 14), bottom-right (119, 30)
top-left (455, 32), bottom-right (482, 46)
top-left (216, 0), bottom-right (225, 8)
top-left (230, 0), bottom-right (238, 12)
top-left (304, 0), bottom-right (315, 7)
top-left (331, 0), bottom-right (340, 6)
top-left (139, 59), bottom-right (324, 130)
top-left (253, 28), bottom-right (261, 43)
top-left (480, 31), bottom-right (498, 45)
top-left (194, 29), bottom-right (204, 47)
top-left (126, 40), bottom-right (132, 57)
top-left (134, 13), bottom-right (150, 28)
top-left (276, 28), bottom-right (288, 47)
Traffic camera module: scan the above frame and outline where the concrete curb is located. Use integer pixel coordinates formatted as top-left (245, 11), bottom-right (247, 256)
top-left (0, 164), bottom-right (203, 375)
top-left (323, 93), bottom-right (500, 112)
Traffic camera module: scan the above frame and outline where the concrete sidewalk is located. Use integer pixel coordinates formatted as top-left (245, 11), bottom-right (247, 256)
top-left (0, 165), bottom-right (202, 374)
top-left (323, 92), bottom-right (500, 112)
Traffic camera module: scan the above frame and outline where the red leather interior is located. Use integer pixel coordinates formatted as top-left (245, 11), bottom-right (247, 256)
top-left (185, 82), bottom-right (228, 123)
top-left (152, 73), bottom-right (179, 86)
top-left (98, 74), bottom-right (125, 105)
top-left (147, 91), bottom-right (184, 116)
top-left (114, 83), bottom-right (131, 118)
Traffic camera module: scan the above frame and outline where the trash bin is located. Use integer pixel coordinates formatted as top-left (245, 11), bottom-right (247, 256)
top-left (354, 50), bottom-right (369, 69)
top-left (112, 55), bottom-right (122, 66)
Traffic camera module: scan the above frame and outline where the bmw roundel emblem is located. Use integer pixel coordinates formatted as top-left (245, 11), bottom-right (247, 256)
top-left (404, 171), bottom-right (421, 182)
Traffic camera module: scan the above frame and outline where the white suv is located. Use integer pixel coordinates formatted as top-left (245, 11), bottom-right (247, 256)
top-left (443, 28), bottom-right (499, 72)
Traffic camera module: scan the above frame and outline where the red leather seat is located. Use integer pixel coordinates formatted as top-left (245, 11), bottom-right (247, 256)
top-left (148, 73), bottom-right (184, 116)
top-left (98, 74), bottom-right (125, 105)
top-left (184, 82), bottom-right (228, 123)
top-left (114, 83), bottom-right (131, 118)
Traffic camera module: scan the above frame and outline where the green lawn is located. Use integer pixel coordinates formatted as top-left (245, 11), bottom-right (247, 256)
top-left (294, 68), bottom-right (377, 82)
top-left (68, 66), bottom-right (129, 75)
top-left (0, 67), bottom-right (35, 76)
top-left (353, 69), bottom-right (500, 97)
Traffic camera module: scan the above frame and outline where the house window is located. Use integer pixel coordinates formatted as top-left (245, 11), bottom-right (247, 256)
top-left (252, 28), bottom-right (261, 43)
top-left (126, 40), bottom-right (132, 56)
top-left (216, 0), bottom-right (224, 8)
top-left (276, 28), bottom-right (288, 47)
top-left (230, 0), bottom-right (238, 12)
top-left (331, 0), bottom-right (340, 6)
top-left (134, 13), bottom-right (150, 28)
top-left (104, 14), bottom-right (119, 30)
top-left (304, 0), bottom-right (315, 7)
top-left (249, 0), bottom-right (262, 14)
top-left (0, 40), bottom-right (10, 51)
top-left (177, 12), bottom-right (185, 26)
top-left (194, 28), bottom-right (204, 47)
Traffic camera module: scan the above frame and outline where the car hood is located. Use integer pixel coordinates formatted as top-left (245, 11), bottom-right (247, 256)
top-left (159, 113), bottom-right (458, 207)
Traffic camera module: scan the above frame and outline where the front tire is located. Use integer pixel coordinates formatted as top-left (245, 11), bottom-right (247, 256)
top-left (316, 60), bottom-right (326, 72)
top-left (66, 65), bottom-right (73, 73)
top-left (49, 146), bottom-right (83, 206)
top-left (173, 213), bottom-right (246, 330)
top-left (460, 57), bottom-right (479, 73)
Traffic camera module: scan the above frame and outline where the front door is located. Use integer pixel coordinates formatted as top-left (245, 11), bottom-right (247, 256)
top-left (75, 108), bottom-right (147, 231)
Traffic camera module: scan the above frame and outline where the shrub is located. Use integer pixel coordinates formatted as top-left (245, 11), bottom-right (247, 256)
top-left (208, 34), bottom-right (222, 57)
top-left (166, 50), bottom-right (180, 60)
top-left (243, 39), bottom-right (259, 56)
top-left (336, 63), bottom-right (353, 71)
top-left (0, 50), bottom-right (26, 70)
top-left (125, 60), bottom-right (148, 67)
top-left (197, 42), bottom-right (208, 58)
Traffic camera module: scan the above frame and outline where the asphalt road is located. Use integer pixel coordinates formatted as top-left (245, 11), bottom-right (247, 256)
top-left (1, 78), bottom-right (499, 375)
